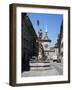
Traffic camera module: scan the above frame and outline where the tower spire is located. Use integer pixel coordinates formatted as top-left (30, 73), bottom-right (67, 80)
top-left (45, 25), bottom-right (48, 33)
top-left (43, 25), bottom-right (48, 40)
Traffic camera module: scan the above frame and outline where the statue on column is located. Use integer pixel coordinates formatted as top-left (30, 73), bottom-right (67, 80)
top-left (38, 42), bottom-right (44, 62)
top-left (38, 29), bottom-right (44, 62)
top-left (37, 20), bottom-right (44, 62)
top-left (38, 29), bottom-right (43, 40)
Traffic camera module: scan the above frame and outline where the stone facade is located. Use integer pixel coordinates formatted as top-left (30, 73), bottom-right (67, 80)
top-left (38, 26), bottom-right (51, 61)
top-left (22, 13), bottom-right (38, 72)
top-left (48, 21), bottom-right (63, 62)
top-left (54, 21), bottom-right (63, 63)
top-left (58, 21), bottom-right (63, 63)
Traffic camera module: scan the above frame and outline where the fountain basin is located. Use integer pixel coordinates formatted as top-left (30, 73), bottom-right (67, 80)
top-left (29, 62), bottom-right (50, 70)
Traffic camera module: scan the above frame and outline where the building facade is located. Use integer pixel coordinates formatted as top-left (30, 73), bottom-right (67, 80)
top-left (54, 21), bottom-right (63, 63)
top-left (22, 13), bottom-right (38, 72)
top-left (49, 47), bottom-right (55, 60)
top-left (49, 21), bottom-right (63, 62)
top-left (58, 21), bottom-right (63, 63)
top-left (38, 26), bottom-right (51, 61)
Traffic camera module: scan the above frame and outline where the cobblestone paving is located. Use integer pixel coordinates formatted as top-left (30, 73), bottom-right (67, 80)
top-left (22, 60), bottom-right (63, 77)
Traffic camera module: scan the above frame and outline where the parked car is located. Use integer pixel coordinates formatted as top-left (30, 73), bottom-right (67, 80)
top-left (57, 56), bottom-right (62, 63)
top-left (53, 55), bottom-right (58, 62)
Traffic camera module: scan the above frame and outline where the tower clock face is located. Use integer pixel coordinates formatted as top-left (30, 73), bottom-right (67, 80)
top-left (44, 44), bottom-right (48, 48)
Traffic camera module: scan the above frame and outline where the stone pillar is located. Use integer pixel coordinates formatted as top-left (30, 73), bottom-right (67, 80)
top-left (38, 42), bottom-right (44, 62)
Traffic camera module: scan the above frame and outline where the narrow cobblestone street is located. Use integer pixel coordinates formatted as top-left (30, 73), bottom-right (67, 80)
top-left (22, 60), bottom-right (63, 77)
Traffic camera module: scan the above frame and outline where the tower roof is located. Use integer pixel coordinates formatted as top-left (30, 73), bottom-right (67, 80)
top-left (42, 25), bottom-right (51, 42)
top-left (38, 25), bottom-right (51, 42)
top-left (41, 34), bottom-right (51, 42)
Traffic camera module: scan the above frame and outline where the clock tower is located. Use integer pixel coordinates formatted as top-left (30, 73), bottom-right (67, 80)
top-left (39, 25), bottom-right (51, 61)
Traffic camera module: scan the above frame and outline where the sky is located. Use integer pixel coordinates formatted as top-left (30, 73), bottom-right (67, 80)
top-left (27, 13), bottom-right (63, 47)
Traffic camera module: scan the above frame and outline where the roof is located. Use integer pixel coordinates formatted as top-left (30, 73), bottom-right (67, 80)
top-left (39, 32), bottom-right (51, 42)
